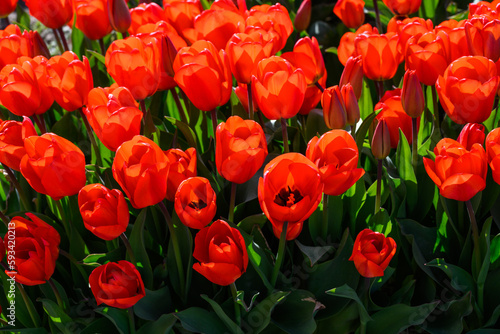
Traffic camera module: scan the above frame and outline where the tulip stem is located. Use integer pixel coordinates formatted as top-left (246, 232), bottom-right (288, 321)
top-left (17, 283), bottom-right (41, 327)
top-left (230, 282), bottom-right (241, 327)
top-left (128, 307), bottom-right (136, 334)
top-left (120, 233), bottom-right (137, 266)
top-left (372, 0), bottom-right (383, 33)
top-left (412, 117), bottom-right (418, 171)
top-left (171, 88), bottom-right (189, 124)
top-left (33, 114), bottom-right (47, 133)
top-left (281, 118), bottom-right (290, 153)
top-left (55, 199), bottom-right (70, 237)
top-left (99, 38), bottom-right (106, 55)
top-left (0, 210), bottom-right (9, 227)
top-left (315, 81), bottom-right (325, 93)
top-left (351, 123), bottom-right (357, 141)
top-left (247, 82), bottom-right (254, 120)
top-left (211, 109), bottom-right (218, 139)
top-left (79, 109), bottom-right (103, 167)
top-left (2, 163), bottom-right (32, 211)
top-left (158, 201), bottom-right (186, 302)
top-left (375, 80), bottom-right (384, 101)
top-left (257, 111), bottom-right (266, 130)
top-left (375, 159), bottom-right (382, 214)
top-left (322, 194), bottom-right (329, 241)
top-left (57, 28), bottom-right (70, 52)
top-left (228, 182), bottom-right (237, 223)
top-left (466, 199), bottom-right (484, 314)
top-left (53, 29), bottom-right (64, 54)
top-left (48, 278), bottom-right (65, 311)
top-left (431, 86), bottom-right (441, 137)
top-left (270, 221), bottom-right (288, 290)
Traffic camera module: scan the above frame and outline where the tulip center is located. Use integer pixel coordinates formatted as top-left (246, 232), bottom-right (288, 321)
top-left (188, 200), bottom-right (207, 210)
top-left (274, 186), bottom-right (304, 207)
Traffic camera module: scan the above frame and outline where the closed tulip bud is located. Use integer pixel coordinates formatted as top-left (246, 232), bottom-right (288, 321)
top-left (174, 177), bottom-right (216, 229)
top-left (401, 70), bottom-right (424, 118)
top-left (294, 0), bottom-right (311, 32)
top-left (339, 55), bottom-right (363, 100)
top-left (371, 120), bottom-right (391, 160)
top-left (161, 34), bottom-right (178, 78)
top-left (457, 123), bottom-right (485, 151)
top-left (342, 84), bottom-right (360, 126)
top-left (322, 85), bottom-right (347, 130)
top-left (108, 0), bottom-right (131, 34)
top-left (23, 30), bottom-right (51, 59)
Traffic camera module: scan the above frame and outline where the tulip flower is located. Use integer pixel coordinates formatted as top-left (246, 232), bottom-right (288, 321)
top-left (306, 130), bottom-right (364, 196)
top-left (174, 177), bottom-right (216, 229)
top-left (108, 0), bottom-right (131, 34)
top-left (24, 0), bottom-right (73, 29)
top-left (128, 2), bottom-right (166, 35)
top-left (382, 0), bottom-right (421, 16)
top-left (192, 219), bottom-right (248, 286)
top-left (74, 0), bottom-right (112, 41)
top-left (6, 214), bottom-right (60, 285)
top-left (339, 55), bottom-right (363, 100)
top-left (436, 22), bottom-right (469, 63)
top-left (342, 84), bottom-right (360, 126)
top-left (322, 85), bottom-right (347, 130)
top-left (163, 0), bottom-right (203, 43)
top-left (0, 0), bottom-right (17, 18)
top-left (173, 40), bottom-right (232, 112)
top-left (258, 153), bottom-right (323, 240)
top-left (112, 135), bottom-right (170, 209)
top-left (89, 261), bottom-right (146, 309)
top-left (298, 74), bottom-right (327, 115)
top-left (457, 123), bottom-right (485, 151)
top-left (84, 86), bottom-right (143, 152)
top-left (333, 0), bottom-right (365, 29)
top-left (436, 56), bottom-right (499, 125)
top-left (294, 0), bottom-right (311, 32)
top-left (281, 36), bottom-right (326, 87)
top-left (486, 127), bottom-right (500, 185)
top-left (465, 19), bottom-right (500, 63)
top-left (20, 133), bottom-right (86, 200)
top-left (371, 119), bottom-right (391, 160)
top-left (349, 229), bottom-right (397, 278)
top-left (47, 51), bottom-right (93, 112)
top-left (423, 138), bottom-right (488, 201)
top-left (0, 25), bottom-right (29, 69)
top-left (165, 147), bottom-right (197, 202)
top-left (338, 24), bottom-right (378, 66)
top-left (78, 184), bottom-right (130, 241)
top-left (0, 117), bottom-right (37, 171)
top-left (401, 70), bottom-right (424, 118)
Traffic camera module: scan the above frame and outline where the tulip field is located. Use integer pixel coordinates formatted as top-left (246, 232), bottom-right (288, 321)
top-left (2, 0), bottom-right (500, 333)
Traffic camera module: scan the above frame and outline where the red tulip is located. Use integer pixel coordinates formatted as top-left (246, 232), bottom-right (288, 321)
top-left (281, 36), bottom-right (326, 86)
top-left (74, 0), bottom-right (112, 40)
top-left (128, 2), bottom-right (165, 35)
top-left (371, 119), bottom-right (391, 160)
top-left (164, 147), bottom-right (197, 202)
top-left (294, 0), bottom-right (311, 32)
top-left (486, 127), bottom-right (500, 185)
top-left (338, 24), bottom-right (378, 66)
top-left (0, 25), bottom-right (30, 69)
top-left (0, 0), bottom-right (17, 18)
top-left (174, 177), bottom-right (216, 229)
top-left (465, 19), bottom-right (500, 63)
top-left (355, 32), bottom-right (402, 81)
top-left (24, 0), bottom-right (73, 29)
top-left (342, 84), bottom-right (360, 126)
top-left (401, 69), bottom-right (424, 118)
top-left (333, 0), bottom-right (365, 29)
top-left (108, 0), bottom-right (132, 34)
top-left (382, 0), bottom-right (421, 16)
top-left (0, 117), bottom-right (37, 171)
top-left (457, 123), bottom-right (485, 151)
top-left (163, 0), bottom-right (203, 43)
top-left (339, 55), bottom-right (363, 100)
top-left (298, 74), bottom-right (326, 115)
top-left (322, 85), bottom-right (347, 130)
top-left (349, 229), bottom-right (396, 278)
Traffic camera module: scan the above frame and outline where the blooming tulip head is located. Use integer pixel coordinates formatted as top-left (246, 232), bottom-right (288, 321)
top-left (306, 130), bottom-right (365, 196)
top-left (349, 229), bottom-right (397, 278)
top-left (457, 123), bottom-right (485, 151)
top-left (258, 153), bottom-right (323, 240)
top-left (486, 127), bottom-right (500, 185)
top-left (74, 0), bottom-right (112, 41)
top-left (338, 24), bottom-right (378, 66)
top-left (281, 36), bottom-right (326, 87)
top-left (165, 147), bottom-right (197, 202)
top-left (192, 220), bottom-right (248, 286)
top-left (6, 214), bottom-right (60, 285)
top-left (333, 0), bottom-right (365, 29)
top-left (174, 177), bottom-right (217, 229)
top-left (382, 0), bottom-right (421, 16)
top-left (0, 117), bottom-right (37, 171)
top-left (128, 2), bottom-right (166, 35)
top-left (24, 0), bottom-right (73, 29)
top-left (465, 19), bottom-right (500, 63)
top-left (112, 135), bottom-right (170, 209)
top-left (78, 184), bottom-right (130, 241)
top-left (20, 133), bottom-right (87, 200)
top-left (216, 116), bottom-right (268, 184)
top-left (89, 260), bottom-right (146, 309)
top-left (0, 0), bottom-right (17, 19)
top-left (436, 56), bottom-right (499, 125)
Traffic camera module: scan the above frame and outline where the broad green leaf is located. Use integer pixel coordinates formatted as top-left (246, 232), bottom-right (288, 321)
top-left (326, 284), bottom-right (372, 323)
top-left (396, 129), bottom-right (417, 213)
top-left (165, 116), bottom-right (198, 149)
top-left (39, 299), bottom-right (74, 334)
top-left (355, 111), bottom-right (377, 154)
top-left (129, 208), bottom-right (153, 289)
top-left (244, 291), bottom-right (288, 334)
top-left (134, 286), bottom-right (172, 321)
top-left (201, 295), bottom-right (244, 334)
top-left (96, 307), bottom-right (129, 334)
top-left (295, 240), bottom-right (334, 267)
top-left (137, 314), bottom-right (177, 334)
top-left (423, 292), bottom-right (473, 334)
top-left (426, 259), bottom-right (474, 293)
top-left (85, 49), bottom-right (105, 65)
top-left (175, 307), bottom-right (227, 334)
top-left (271, 290), bottom-right (322, 334)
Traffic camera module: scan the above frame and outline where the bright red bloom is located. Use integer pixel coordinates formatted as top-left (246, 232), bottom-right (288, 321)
top-left (436, 22), bottom-right (469, 63)
top-left (74, 0), bottom-right (112, 40)
top-left (465, 19), bottom-right (500, 63)
top-left (173, 40), bottom-right (232, 111)
top-left (20, 133), bottom-right (86, 200)
top-left (89, 260), bottom-right (146, 309)
top-left (457, 123), bottom-right (485, 151)
top-left (24, 0), bottom-right (73, 29)
top-left (306, 130), bottom-right (365, 196)
top-left (423, 138), bottom-right (488, 201)
top-left (349, 229), bottom-right (396, 278)
top-left (333, 0), bottom-right (365, 29)
top-left (112, 135), bottom-right (170, 209)
top-left (0, 25), bottom-right (32, 71)
top-left (342, 84), bottom-right (360, 125)
top-left (401, 69), bottom-right (424, 118)
top-left (0, 117), bottom-right (37, 171)
top-left (281, 36), bottom-right (326, 86)
top-left (0, 0), bottom-right (17, 18)
top-left (322, 85), bottom-right (347, 130)
top-left (383, 0), bottom-right (421, 16)
top-left (78, 184), bottom-right (130, 241)
top-left (193, 219), bottom-right (248, 286)
top-left (6, 214), bottom-right (60, 285)
top-left (339, 55), bottom-right (363, 100)
top-left (47, 51), bottom-right (93, 112)
top-left (84, 86), bottom-right (143, 152)
top-left (355, 32), bottom-right (402, 81)
top-left (108, 0), bottom-right (132, 33)
top-left (216, 115), bottom-right (268, 184)
top-left (258, 153), bottom-right (323, 240)
top-left (164, 147), bottom-right (197, 202)
top-left (486, 127), bottom-right (500, 185)
top-left (436, 56), bottom-right (499, 124)
top-left (128, 2), bottom-right (166, 35)
top-left (163, 0), bottom-right (203, 43)
top-left (174, 177), bottom-right (216, 229)
top-left (338, 24), bottom-right (378, 66)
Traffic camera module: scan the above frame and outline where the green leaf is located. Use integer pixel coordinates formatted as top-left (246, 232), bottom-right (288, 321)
top-left (137, 314), bottom-right (176, 334)
top-left (96, 307), bottom-right (130, 334)
top-left (39, 299), bottom-right (75, 334)
top-left (80, 318), bottom-right (120, 334)
top-left (490, 233), bottom-right (500, 270)
top-left (271, 290), bottom-right (322, 334)
top-left (134, 286), bottom-right (172, 321)
top-left (1, 271), bottom-right (41, 328)
top-left (175, 307), bottom-right (227, 334)
top-left (165, 116), bottom-right (198, 149)
top-left (326, 284), bottom-right (372, 323)
top-left (355, 111), bottom-right (377, 155)
top-left (244, 292), bottom-right (288, 334)
top-left (237, 213), bottom-right (267, 235)
top-left (201, 295), bottom-right (244, 334)
top-left (85, 49), bottom-right (106, 65)
top-left (246, 238), bottom-right (274, 292)
top-left (423, 292), bottom-right (473, 334)
top-left (305, 109), bottom-right (329, 140)
top-left (129, 208), bottom-right (153, 289)
top-left (295, 240), bottom-right (334, 267)
top-left (359, 78), bottom-right (374, 120)
top-left (425, 259), bottom-right (475, 293)
top-left (396, 129), bottom-right (417, 213)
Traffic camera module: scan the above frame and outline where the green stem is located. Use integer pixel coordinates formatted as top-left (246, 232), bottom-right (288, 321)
top-left (79, 109), bottom-right (103, 167)
top-left (2, 163), bottom-right (31, 211)
top-left (120, 233), bottom-right (137, 266)
top-left (99, 38), bottom-right (106, 55)
top-left (128, 307), bottom-right (136, 334)
top-left (17, 283), bottom-right (40, 327)
top-left (372, 0), bottom-right (382, 33)
top-left (158, 201), bottom-right (186, 302)
top-left (270, 221), bottom-right (288, 290)
top-left (431, 86), bottom-right (441, 138)
top-left (171, 88), bottom-right (189, 124)
top-left (140, 100), bottom-right (155, 138)
top-left (211, 109), bottom-right (218, 139)
top-left (0, 210), bottom-right (9, 227)
top-left (281, 117), bottom-right (290, 153)
top-left (48, 279), bottom-right (64, 310)
top-left (230, 282), bottom-right (241, 327)
top-left (375, 159), bottom-right (382, 214)
top-left (351, 123), bottom-right (357, 141)
top-left (58, 27), bottom-right (69, 51)
top-left (228, 182), bottom-right (237, 223)
top-left (412, 117), bottom-right (418, 171)
top-left (247, 82), bottom-right (254, 120)
top-left (466, 200), bottom-right (482, 277)
top-left (322, 194), bottom-right (328, 241)
top-left (52, 29), bottom-right (64, 54)
top-left (33, 114), bottom-right (47, 133)
top-left (55, 199), bottom-right (69, 237)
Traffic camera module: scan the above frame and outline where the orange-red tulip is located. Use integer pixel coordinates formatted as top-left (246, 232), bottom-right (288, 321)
top-left (108, 0), bottom-right (131, 33)
top-left (0, 0), bottom-right (17, 18)
top-left (164, 147), bottom-right (197, 202)
top-left (216, 115), bottom-right (268, 184)
top-left (337, 24), bottom-right (378, 66)
top-left (306, 130), bottom-right (364, 196)
top-left (465, 19), bottom-right (500, 63)
top-left (382, 0), bottom-right (421, 16)
top-left (112, 135), bottom-right (170, 209)
top-left (281, 36), bottom-right (326, 86)
top-left (84, 86), bottom-right (143, 152)
top-left (486, 127), bottom-right (500, 185)
top-left (333, 0), bottom-right (365, 29)
top-left (401, 69), bottom-right (424, 118)
top-left (371, 119), bottom-right (391, 160)
top-left (294, 0), bottom-right (311, 32)
top-left (342, 84), bottom-right (360, 126)
top-left (174, 177), bottom-right (216, 229)
top-left (0, 117), bottom-right (37, 171)
top-left (349, 229), bottom-right (396, 278)
top-left (47, 51), bottom-right (93, 112)
top-left (74, 0), bottom-right (112, 40)
top-left (339, 55), bottom-right (363, 100)
top-left (163, 0), bottom-right (203, 43)
top-left (128, 2), bottom-right (166, 35)
top-left (322, 85), bottom-right (347, 130)
top-left (424, 137), bottom-right (488, 201)
top-left (457, 123), bottom-right (485, 151)
top-left (436, 21), bottom-right (469, 63)
top-left (24, 0), bottom-right (73, 29)
top-left (258, 153), bottom-right (323, 240)
top-left (355, 32), bottom-right (402, 81)
top-left (0, 25), bottom-right (31, 69)
top-left (251, 56), bottom-right (306, 120)
top-left (436, 56), bottom-right (499, 124)
top-left (173, 40), bottom-right (232, 112)
top-left (20, 133), bottom-right (87, 200)
top-left (78, 184), bottom-right (130, 240)
top-left (298, 74), bottom-right (326, 115)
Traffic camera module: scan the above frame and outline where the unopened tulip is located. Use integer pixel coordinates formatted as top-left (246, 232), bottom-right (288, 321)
top-left (457, 123), bottom-right (485, 151)
top-left (342, 84), bottom-right (360, 126)
top-left (401, 70), bottom-right (424, 118)
top-left (383, 0), bottom-right (421, 16)
top-left (108, 0), bottom-right (132, 33)
top-left (339, 55), bottom-right (363, 100)
top-left (165, 148), bottom-right (197, 202)
top-left (322, 85), bottom-right (347, 130)
top-left (371, 120), bottom-right (391, 160)
top-left (294, 0), bottom-right (311, 32)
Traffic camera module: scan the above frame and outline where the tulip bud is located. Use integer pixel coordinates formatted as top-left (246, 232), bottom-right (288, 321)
top-left (339, 55), bottom-right (363, 100)
top-left (160, 34), bottom-right (177, 78)
top-left (401, 70), bottom-right (424, 118)
top-left (294, 0), bottom-right (311, 32)
top-left (108, 0), bottom-right (131, 34)
top-left (322, 85), bottom-right (347, 129)
top-left (371, 119), bottom-right (391, 160)
top-left (342, 83), bottom-right (360, 126)
top-left (24, 30), bottom-right (51, 59)
top-left (457, 123), bottom-right (485, 151)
